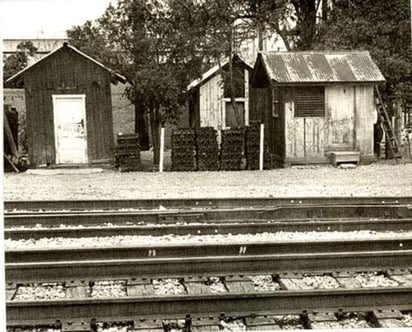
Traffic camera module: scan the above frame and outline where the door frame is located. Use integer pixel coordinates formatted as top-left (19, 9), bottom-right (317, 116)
top-left (52, 94), bottom-right (87, 164)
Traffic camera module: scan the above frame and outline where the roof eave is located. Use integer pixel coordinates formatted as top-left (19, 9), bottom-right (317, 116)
top-left (271, 79), bottom-right (386, 85)
top-left (6, 43), bottom-right (127, 86)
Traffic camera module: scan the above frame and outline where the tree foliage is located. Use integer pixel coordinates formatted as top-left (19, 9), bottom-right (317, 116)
top-left (314, 0), bottom-right (412, 103)
top-left (68, 0), bottom-right (208, 162)
top-left (3, 41), bottom-right (38, 86)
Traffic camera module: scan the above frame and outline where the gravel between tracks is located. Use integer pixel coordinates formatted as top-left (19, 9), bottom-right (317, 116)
top-left (4, 163), bottom-right (412, 200)
top-left (7, 328), bottom-right (60, 332)
top-left (14, 283), bottom-right (66, 301)
top-left (5, 230), bottom-right (410, 250)
top-left (91, 280), bottom-right (127, 298)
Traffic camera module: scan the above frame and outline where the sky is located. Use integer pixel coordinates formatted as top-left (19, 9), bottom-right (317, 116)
top-left (0, 0), bottom-right (116, 39)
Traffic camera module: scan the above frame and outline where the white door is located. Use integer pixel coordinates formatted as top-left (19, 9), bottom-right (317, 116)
top-left (53, 95), bottom-right (87, 164)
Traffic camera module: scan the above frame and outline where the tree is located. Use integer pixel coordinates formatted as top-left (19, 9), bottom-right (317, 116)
top-left (314, 0), bottom-right (412, 103)
top-left (69, 0), bottom-right (206, 163)
top-left (3, 41), bottom-right (38, 86)
top-left (68, 10), bottom-right (151, 150)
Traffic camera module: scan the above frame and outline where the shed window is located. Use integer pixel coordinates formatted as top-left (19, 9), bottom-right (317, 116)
top-left (224, 66), bottom-right (245, 99)
top-left (272, 88), bottom-right (281, 118)
top-left (294, 87), bottom-right (325, 117)
top-left (225, 102), bottom-right (245, 127)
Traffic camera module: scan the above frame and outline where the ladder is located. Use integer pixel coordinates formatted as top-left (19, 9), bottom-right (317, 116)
top-left (374, 86), bottom-right (402, 159)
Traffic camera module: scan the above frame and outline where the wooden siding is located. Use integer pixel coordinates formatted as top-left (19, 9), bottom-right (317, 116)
top-left (284, 88), bottom-right (326, 162)
top-left (199, 71), bottom-right (224, 129)
top-left (271, 88), bottom-right (285, 159)
top-left (283, 84), bottom-right (374, 163)
top-left (354, 85), bottom-right (374, 157)
top-left (198, 67), bottom-right (250, 131)
top-left (325, 85), bottom-right (355, 151)
top-left (249, 88), bottom-right (267, 123)
top-left (22, 47), bottom-right (114, 166)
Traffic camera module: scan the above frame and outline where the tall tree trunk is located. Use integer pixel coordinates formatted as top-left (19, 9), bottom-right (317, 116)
top-left (293, 0), bottom-right (317, 50)
top-left (229, 26), bottom-right (242, 127)
top-left (134, 103), bottom-right (150, 151)
top-left (149, 107), bottom-right (161, 165)
top-left (322, 0), bottom-right (328, 21)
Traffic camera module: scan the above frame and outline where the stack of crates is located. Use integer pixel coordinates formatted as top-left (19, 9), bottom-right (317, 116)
top-left (115, 133), bottom-right (141, 172)
top-left (220, 128), bottom-right (245, 170)
top-left (196, 127), bottom-right (219, 171)
top-left (171, 129), bottom-right (196, 171)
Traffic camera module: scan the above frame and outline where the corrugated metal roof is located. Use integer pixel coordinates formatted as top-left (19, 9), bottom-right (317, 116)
top-left (260, 51), bottom-right (385, 83)
top-left (6, 43), bottom-right (127, 85)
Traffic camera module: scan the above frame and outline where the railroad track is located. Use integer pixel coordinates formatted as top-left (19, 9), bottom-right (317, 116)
top-left (5, 196), bottom-right (412, 211)
top-left (6, 270), bottom-right (412, 330)
top-left (5, 197), bottom-right (412, 331)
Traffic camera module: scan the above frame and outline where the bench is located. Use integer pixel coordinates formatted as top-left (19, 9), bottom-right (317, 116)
top-left (330, 151), bottom-right (360, 167)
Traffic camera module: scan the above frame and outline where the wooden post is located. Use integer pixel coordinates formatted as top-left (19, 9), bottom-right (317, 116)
top-left (259, 124), bottom-right (264, 171)
top-left (159, 127), bottom-right (165, 173)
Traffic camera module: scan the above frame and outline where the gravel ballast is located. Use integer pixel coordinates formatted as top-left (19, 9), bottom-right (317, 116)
top-left (5, 230), bottom-right (411, 250)
top-left (249, 275), bottom-right (281, 292)
top-left (4, 163), bottom-right (412, 200)
top-left (91, 280), bottom-right (127, 298)
top-left (14, 283), bottom-right (66, 301)
top-left (403, 312), bottom-right (412, 326)
top-left (7, 327), bottom-right (61, 332)
top-left (10, 271), bottom-right (410, 302)
top-left (153, 279), bottom-right (186, 296)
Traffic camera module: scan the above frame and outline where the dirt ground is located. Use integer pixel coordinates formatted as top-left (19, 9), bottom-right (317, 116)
top-left (3, 155), bottom-right (412, 200)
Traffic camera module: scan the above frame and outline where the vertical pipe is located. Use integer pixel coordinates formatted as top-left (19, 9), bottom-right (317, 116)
top-left (260, 123), bottom-right (264, 170)
top-left (159, 127), bottom-right (165, 173)
top-left (303, 118), bottom-right (307, 163)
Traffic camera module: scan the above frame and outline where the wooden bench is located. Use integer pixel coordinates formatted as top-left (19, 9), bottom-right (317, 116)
top-left (330, 151), bottom-right (360, 167)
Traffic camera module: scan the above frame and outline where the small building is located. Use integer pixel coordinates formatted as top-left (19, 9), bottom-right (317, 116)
top-left (6, 43), bottom-right (126, 167)
top-left (250, 51), bottom-right (385, 166)
top-left (188, 55), bottom-right (253, 130)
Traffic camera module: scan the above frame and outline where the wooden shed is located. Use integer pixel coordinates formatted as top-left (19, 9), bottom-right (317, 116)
top-left (250, 51), bottom-right (385, 166)
top-left (6, 43), bottom-right (126, 167)
top-left (188, 55), bottom-right (253, 131)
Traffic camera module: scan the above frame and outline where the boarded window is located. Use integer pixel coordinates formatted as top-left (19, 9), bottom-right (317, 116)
top-left (224, 65), bottom-right (245, 99)
top-left (225, 102), bottom-right (245, 127)
top-left (294, 87), bottom-right (325, 117)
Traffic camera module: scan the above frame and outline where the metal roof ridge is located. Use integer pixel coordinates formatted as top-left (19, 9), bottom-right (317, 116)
top-left (261, 50), bottom-right (371, 54)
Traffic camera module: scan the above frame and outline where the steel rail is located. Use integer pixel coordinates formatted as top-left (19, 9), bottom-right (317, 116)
top-left (6, 250), bottom-right (412, 282)
top-left (5, 196), bottom-right (412, 211)
top-left (6, 287), bottom-right (412, 326)
top-left (6, 238), bottom-right (412, 263)
top-left (4, 204), bottom-right (412, 228)
top-left (5, 218), bottom-right (412, 240)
